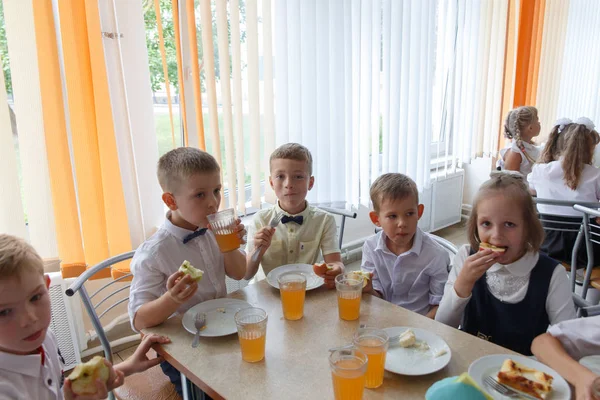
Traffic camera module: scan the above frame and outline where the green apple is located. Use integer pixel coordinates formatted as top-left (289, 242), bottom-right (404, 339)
top-left (68, 356), bottom-right (109, 395)
top-left (179, 260), bottom-right (204, 282)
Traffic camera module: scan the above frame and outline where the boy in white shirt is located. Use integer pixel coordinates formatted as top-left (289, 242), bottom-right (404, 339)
top-left (245, 143), bottom-right (344, 288)
top-left (532, 316), bottom-right (600, 400)
top-left (0, 234), bottom-right (169, 400)
top-left (361, 173), bottom-right (449, 318)
top-left (128, 147), bottom-right (248, 396)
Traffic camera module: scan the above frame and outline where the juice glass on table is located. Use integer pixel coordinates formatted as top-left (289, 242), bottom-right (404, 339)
top-left (329, 348), bottom-right (368, 400)
top-left (278, 272), bottom-right (307, 320)
top-left (207, 208), bottom-right (240, 253)
top-left (353, 328), bottom-right (389, 389)
top-left (234, 307), bottom-right (268, 362)
top-left (335, 273), bottom-right (363, 321)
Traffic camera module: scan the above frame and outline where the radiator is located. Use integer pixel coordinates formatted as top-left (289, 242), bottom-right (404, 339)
top-left (48, 272), bottom-right (86, 370)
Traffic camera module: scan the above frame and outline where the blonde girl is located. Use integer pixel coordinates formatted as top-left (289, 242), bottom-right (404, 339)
top-left (436, 174), bottom-right (575, 355)
top-left (497, 106), bottom-right (542, 176)
top-left (528, 117), bottom-right (600, 266)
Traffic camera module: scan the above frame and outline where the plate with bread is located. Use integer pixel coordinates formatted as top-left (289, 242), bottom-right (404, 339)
top-left (266, 263), bottom-right (325, 290)
top-left (382, 327), bottom-right (452, 375)
top-left (468, 354), bottom-right (570, 399)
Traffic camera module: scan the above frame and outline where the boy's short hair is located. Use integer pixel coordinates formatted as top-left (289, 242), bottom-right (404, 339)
top-left (0, 234), bottom-right (44, 279)
top-left (370, 173), bottom-right (419, 213)
top-left (467, 173), bottom-right (544, 252)
top-left (269, 143), bottom-right (313, 176)
top-left (157, 147), bottom-right (220, 193)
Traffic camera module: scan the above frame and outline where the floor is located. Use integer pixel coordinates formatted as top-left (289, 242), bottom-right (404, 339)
top-left (112, 220), bottom-right (469, 363)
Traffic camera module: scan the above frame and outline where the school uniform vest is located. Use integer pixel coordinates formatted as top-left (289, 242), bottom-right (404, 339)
top-left (461, 251), bottom-right (556, 355)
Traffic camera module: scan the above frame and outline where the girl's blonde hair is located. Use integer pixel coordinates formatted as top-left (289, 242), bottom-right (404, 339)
top-left (539, 122), bottom-right (572, 163)
top-left (504, 106), bottom-right (538, 141)
top-left (561, 123), bottom-right (600, 190)
top-left (467, 174), bottom-right (544, 253)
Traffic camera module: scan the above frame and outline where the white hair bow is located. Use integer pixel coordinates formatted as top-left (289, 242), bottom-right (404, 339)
top-left (554, 118), bottom-right (572, 133)
top-left (575, 117), bottom-right (596, 131)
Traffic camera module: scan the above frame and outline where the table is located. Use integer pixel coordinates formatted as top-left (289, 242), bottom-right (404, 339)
top-left (144, 280), bottom-right (517, 399)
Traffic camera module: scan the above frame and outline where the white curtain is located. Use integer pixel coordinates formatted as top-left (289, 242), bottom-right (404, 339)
top-left (432, 0), bottom-right (509, 174)
top-left (273, 0), bottom-right (437, 208)
top-left (554, 0), bottom-right (600, 124)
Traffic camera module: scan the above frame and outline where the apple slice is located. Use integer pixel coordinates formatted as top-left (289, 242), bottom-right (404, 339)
top-left (348, 271), bottom-right (371, 288)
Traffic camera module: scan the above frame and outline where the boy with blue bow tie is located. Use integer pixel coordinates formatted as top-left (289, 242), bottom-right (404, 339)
top-left (245, 143), bottom-right (344, 288)
top-left (128, 147), bottom-right (247, 397)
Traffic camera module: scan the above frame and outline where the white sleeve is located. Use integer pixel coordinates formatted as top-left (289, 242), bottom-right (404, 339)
top-left (546, 264), bottom-right (577, 324)
top-left (428, 251), bottom-right (450, 305)
top-left (128, 251), bottom-right (168, 329)
top-left (435, 245), bottom-right (472, 328)
top-left (548, 316), bottom-right (600, 361)
top-left (527, 168), bottom-right (537, 190)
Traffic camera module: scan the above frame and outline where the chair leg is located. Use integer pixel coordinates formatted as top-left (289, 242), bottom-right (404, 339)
top-left (181, 373), bottom-right (189, 400)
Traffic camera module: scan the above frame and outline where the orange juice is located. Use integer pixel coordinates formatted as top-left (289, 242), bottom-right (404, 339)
top-left (215, 231), bottom-right (240, 253)
top-left (238, 331), bottom-right (266, 362)
top-left (331, 359), bottom-right (366, 400)
top-left (337, 292), bottom-right (361, 320)
top-left (356, 338), bottom-right (387, 388)
top-left (280, 281), bottom-right (306, 320)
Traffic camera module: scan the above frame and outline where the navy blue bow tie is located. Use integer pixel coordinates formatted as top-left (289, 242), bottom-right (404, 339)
top-left (183, 228), bottom-right (208, 244)
top-left (281, 215), bottom-right (303, 225)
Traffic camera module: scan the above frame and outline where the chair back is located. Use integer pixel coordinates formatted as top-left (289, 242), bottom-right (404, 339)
top-left (66, 251), bottom-right (135, 400)
top-left (572, 204), bottom-right (600, 314)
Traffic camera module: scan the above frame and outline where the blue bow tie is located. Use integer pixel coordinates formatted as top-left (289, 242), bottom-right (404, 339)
top-left (183, 228), bottom-right (208, 244)
top-left (281, 215), bottom-right (303, 225)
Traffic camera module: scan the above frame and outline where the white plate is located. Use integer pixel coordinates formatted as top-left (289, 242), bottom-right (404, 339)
top-left (468, 354), bottom-right (571, 400)
top-left (382, 327), bottom-right (452, 376)
top-left (266, 263), bottom-right (324, 290)
top-left (581, 355), bottom-right (600, 375)
top-left (182, 298), bottom-right (251, 337)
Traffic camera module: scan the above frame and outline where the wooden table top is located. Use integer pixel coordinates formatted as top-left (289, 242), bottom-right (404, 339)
top-left (144, 280), bottom-right (516, 399)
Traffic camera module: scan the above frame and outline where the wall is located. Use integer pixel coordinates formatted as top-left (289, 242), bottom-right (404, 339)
top-left (462, 157), bottom-right (495, 208)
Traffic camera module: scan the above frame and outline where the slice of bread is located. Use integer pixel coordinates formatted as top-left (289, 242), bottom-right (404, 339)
top-left (497, 359), bottom-right (553, 399)
top-left (479, 242), bottom-right (506, 253)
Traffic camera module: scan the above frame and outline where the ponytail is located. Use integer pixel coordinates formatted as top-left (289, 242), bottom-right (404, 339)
top-left (562, 124), bottom-right (600, 190)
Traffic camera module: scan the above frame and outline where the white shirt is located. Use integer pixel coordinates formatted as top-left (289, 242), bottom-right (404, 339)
top-left (361, 228), bottom-right (449, 315)
top-left (528, 160), bottom-right (600, 216)
top-left (497, 141), bottom-right (541, 177)
top-left (0, 330), bottom-right (64, 400)
top-left (435, 245), bottom-right (576, 328)
top-left (129, 214), bottom-right (240, 329)
top-left (547, 316), bottom-right (600, 361)
top-left (246, 202), bottom-right (340, 275)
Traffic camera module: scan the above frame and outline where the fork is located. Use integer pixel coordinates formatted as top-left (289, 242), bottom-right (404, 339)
top-left (191, 312), bottom-right (206, 348)
top-left (251, 213), bottom-right (282, 263)
top-left (483, 376), bottom-right (539, 400)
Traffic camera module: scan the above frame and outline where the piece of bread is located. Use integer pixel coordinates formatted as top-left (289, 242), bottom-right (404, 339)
top-left (496, 359), bottom-right (553, 399)
top-left (68, 356), bottom-right (110, 395)
top-left (398, 329), bottom-right (417, 348)
top-left (313, 262), bottom-right (333, 276)
top-left (179, 260), bottom-right (204, 282)
top-left (347, 271), bottom-right (371, 288)
top-left (479, 242), bottom-right (506, 253)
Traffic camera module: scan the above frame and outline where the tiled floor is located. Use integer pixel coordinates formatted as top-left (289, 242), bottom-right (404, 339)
top-left (113, 221), bottom-right (469, 363)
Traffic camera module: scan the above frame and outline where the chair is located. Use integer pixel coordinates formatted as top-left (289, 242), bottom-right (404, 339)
top-left (572, 205), bottom-right (600, 310)
top-left (66, 252), bottom-right (180, 400)
top-left (532, 198), bottom-right (600, 294)
top-left (317, 205), bottom-right (358, 249)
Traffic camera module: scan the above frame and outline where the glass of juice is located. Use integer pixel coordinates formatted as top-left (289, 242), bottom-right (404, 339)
top-left (329, 348), bottom-right (368, 400)
top-left (234, 307), bottom-right (268, 362)
top-left (207, 208), bottom-right (240, 253)
top-left (278, 272), bottom-right (307, 320)
top-left (353, 328), bottom-right (389, 389)
top-left (335, 273), bottom-right (363, 321)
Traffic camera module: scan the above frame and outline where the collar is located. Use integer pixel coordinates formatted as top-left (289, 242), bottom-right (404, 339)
top-left (275, 201), bottom-right (311, 219)
top-left (488, 251), bottom-right (539, 277)
top-left (0, 345), bottom-right (45, 378)
top-left (163, 211), bottom-right (199, 241)
top-left (376, 227), bottom-right (423, 256)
